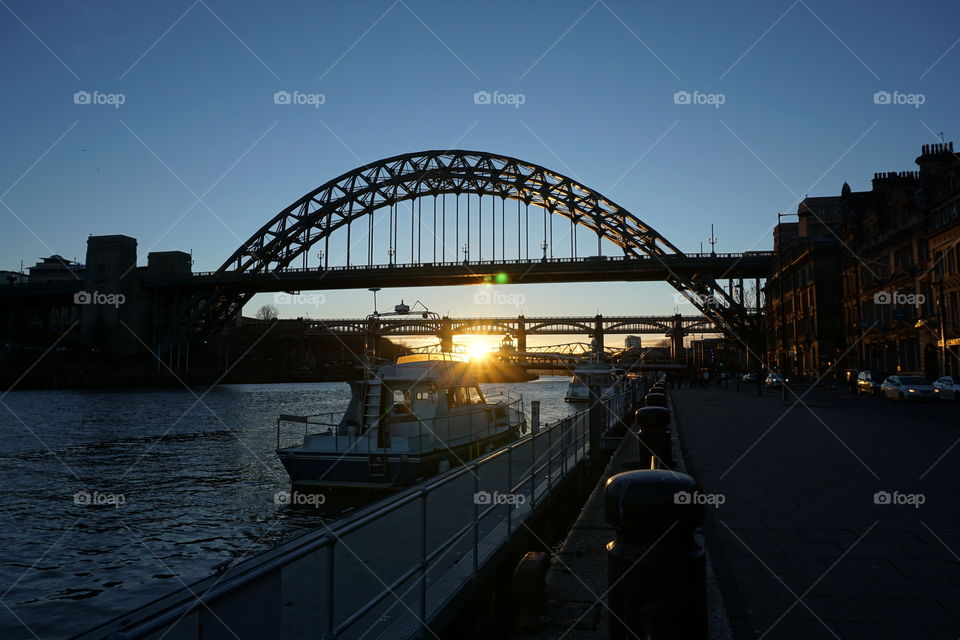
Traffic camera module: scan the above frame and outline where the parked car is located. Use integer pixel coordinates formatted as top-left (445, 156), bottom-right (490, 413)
top-left (880, 375), bottom-right (935, 401)
top-left (855, 370), bottom-right (886, 396)
top-left (933, 375), bottom-right (960, 400)
top-left (741, 372), bottom-right (757, 383)
top-left (764, 372), bottom-right (787, 388)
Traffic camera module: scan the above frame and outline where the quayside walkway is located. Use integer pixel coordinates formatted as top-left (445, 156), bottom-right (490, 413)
top-left (673, 385), bottom-right (960, 639)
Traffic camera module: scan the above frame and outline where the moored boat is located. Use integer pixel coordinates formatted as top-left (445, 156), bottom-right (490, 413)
top-left (276, 353), bottom-right (526, 489)
top-left (564, 363), bottom-right (620, 402)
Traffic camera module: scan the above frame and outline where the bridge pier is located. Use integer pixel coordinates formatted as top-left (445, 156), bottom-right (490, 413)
top-left (670, 314), bottom-right (686, 363)
top-left (440, 317), bottom-right (454, 353)
top-left (593, 315), bottom-right (604, 356)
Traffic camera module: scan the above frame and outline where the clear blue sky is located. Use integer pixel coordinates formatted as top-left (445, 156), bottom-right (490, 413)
top-left (1, 0), bottom-right (958, 342)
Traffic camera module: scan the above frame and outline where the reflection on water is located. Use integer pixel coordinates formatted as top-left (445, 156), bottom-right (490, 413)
top-left (0, 376), bottom-right (576, 638)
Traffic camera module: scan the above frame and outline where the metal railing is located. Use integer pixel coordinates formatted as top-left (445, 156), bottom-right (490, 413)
top-left (275, 395), bottom-right (525, 454)
top-left (76, 391), bottom-right (632, 640)
top-left (275, 412), bottom-right (341, 449)
top-left (188, 251), bottom-right (772, 278)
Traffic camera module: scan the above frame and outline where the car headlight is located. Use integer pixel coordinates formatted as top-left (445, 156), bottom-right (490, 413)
top-left (908, 389), bottom-right (916, 392)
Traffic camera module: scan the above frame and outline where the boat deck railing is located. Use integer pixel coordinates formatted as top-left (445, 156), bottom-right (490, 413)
top-left (75, 389), bottom-right (635, 640)
top-left (275, 395), bottom-right (527, 454)
top-left (275, 412), bottom-right (342, 449)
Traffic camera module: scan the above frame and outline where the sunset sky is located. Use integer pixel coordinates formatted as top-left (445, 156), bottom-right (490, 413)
top-left (2, 1), bottom-right (958, 348)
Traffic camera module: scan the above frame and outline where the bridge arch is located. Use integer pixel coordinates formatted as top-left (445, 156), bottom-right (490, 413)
top-left (181, 150), bottom-right (692, 340)
top-left (171, 150), bottom-right (758, 348)
top-left (525, 321), bottom-right (595, 334)
top-left (449, 321), bottom-right (517, 335)
top-left (221, 149), bottom-right (681, 276)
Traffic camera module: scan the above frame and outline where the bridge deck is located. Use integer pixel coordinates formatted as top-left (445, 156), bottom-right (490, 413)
top-left (139, 253), bottom-right (772, 292)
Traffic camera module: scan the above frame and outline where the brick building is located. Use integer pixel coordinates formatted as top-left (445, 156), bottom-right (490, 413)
top-left (768, 142), bottom-right (960, 379)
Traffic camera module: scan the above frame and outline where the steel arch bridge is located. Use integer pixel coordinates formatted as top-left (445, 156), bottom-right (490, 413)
top-left (171, 150), bottom-right (760, 349)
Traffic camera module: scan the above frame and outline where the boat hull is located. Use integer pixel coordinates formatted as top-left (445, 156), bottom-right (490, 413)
top-left (278, 426), bottom-right (519, 490)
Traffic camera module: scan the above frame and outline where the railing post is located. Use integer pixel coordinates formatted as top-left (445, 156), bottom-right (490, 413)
top-left (588, 384), bottom-right (603, 472)
top-left (547, 422), bottom-right (553, 491)
top-left (507, 444), bottom-right (513, 534)
top-left (473, 462), bottom-right (480, 580)
top-left (531, 400), bottom-right (540, 434)
top-left (325, 539), bottom-right (335, 638)
top-left (420, 488), bottom-right (427, 636)
top-left (562, 417), bottom-right (568, 476)
top-left (530, 429), bottom-right (536, 506)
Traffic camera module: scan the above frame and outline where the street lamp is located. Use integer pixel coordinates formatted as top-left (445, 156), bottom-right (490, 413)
top-left (387, 247), bottom-right (396, 265)
top-left (368, 287), bottom-right (381, 315)
top-left (540, 240), bottom-right (548, 260)
top-left (461, 243), bottom-right (469, 262)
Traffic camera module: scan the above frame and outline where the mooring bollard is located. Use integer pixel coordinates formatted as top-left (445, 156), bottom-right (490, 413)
top-left (511, 551), bottom-right (551, 632)
top-left (635, 406), bottom-right (672, 467)
top-left (605, 470), bottom-right (707, 640)
top-left (644, 392), bottom-right (667, 408)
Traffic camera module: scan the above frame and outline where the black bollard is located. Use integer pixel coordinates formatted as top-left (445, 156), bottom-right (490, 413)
top-left (511, 551), bottom-right (551, 632)
top-left (644, 392), bottom-right (667, 408)
top-left (605, 470), bottom-right (707, 640)
top-left (635, 406), bottom-right (672, 466)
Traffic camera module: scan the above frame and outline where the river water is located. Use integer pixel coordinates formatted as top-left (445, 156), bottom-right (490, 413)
top-left (0, 375), bottom-right (578, 639)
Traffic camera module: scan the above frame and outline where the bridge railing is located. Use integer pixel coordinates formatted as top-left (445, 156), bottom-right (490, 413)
top-left (188, 251), bottom-right (773, 278)
top-left (74, 392), bottom-right (633, 640)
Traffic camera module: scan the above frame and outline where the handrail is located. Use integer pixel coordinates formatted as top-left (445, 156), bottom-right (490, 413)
top-left (184, 252), bottom-right (772, 278)
top-left (277, 395), bottom-right (525, 453)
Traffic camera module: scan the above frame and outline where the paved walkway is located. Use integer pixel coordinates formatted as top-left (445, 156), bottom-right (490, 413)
top-left (672, 384), bottom-right (960, 640)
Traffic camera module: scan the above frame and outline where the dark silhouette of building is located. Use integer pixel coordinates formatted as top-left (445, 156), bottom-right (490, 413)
top-left (768, 142), bottom-right (960, 379)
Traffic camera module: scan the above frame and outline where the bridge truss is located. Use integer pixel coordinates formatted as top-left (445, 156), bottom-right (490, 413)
top-left (166, 150), bottom-right (764, 352)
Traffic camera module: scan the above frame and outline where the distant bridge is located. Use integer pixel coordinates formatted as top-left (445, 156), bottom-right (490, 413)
top-left (297, 313), bottom-right (718, 356)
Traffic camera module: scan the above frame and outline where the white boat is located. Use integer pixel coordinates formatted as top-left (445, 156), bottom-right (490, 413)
top-left (564, 364), bottom-right (621, 402)
top-left (276, 354), bottom-right (527, 489)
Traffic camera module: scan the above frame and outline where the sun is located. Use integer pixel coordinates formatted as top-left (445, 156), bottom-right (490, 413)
top-left (465, 343), bottom-right (491, 361)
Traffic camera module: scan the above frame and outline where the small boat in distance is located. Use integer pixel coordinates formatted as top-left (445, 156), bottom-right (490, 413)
top-left (276, 353), bottom-right (527, 490)
top-left (564, 363), bottom-right (621, 402)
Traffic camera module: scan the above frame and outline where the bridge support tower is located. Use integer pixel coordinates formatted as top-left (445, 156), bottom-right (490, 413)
top-left (669, 314), bottom-right (686, 363)
top-left (593, 315), bottom-right (605, 356)
top-left (440, 317), bottom-right (454, 353)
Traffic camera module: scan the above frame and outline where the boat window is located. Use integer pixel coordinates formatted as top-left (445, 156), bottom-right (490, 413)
top-left (392, 389), bottom-right (411, 413)
top-left (466, 386), bottom-right (485, 404)
top-left (415, 390), bottom-right (435, 402)
top-left (446, 389), bottom-right (460, 408)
